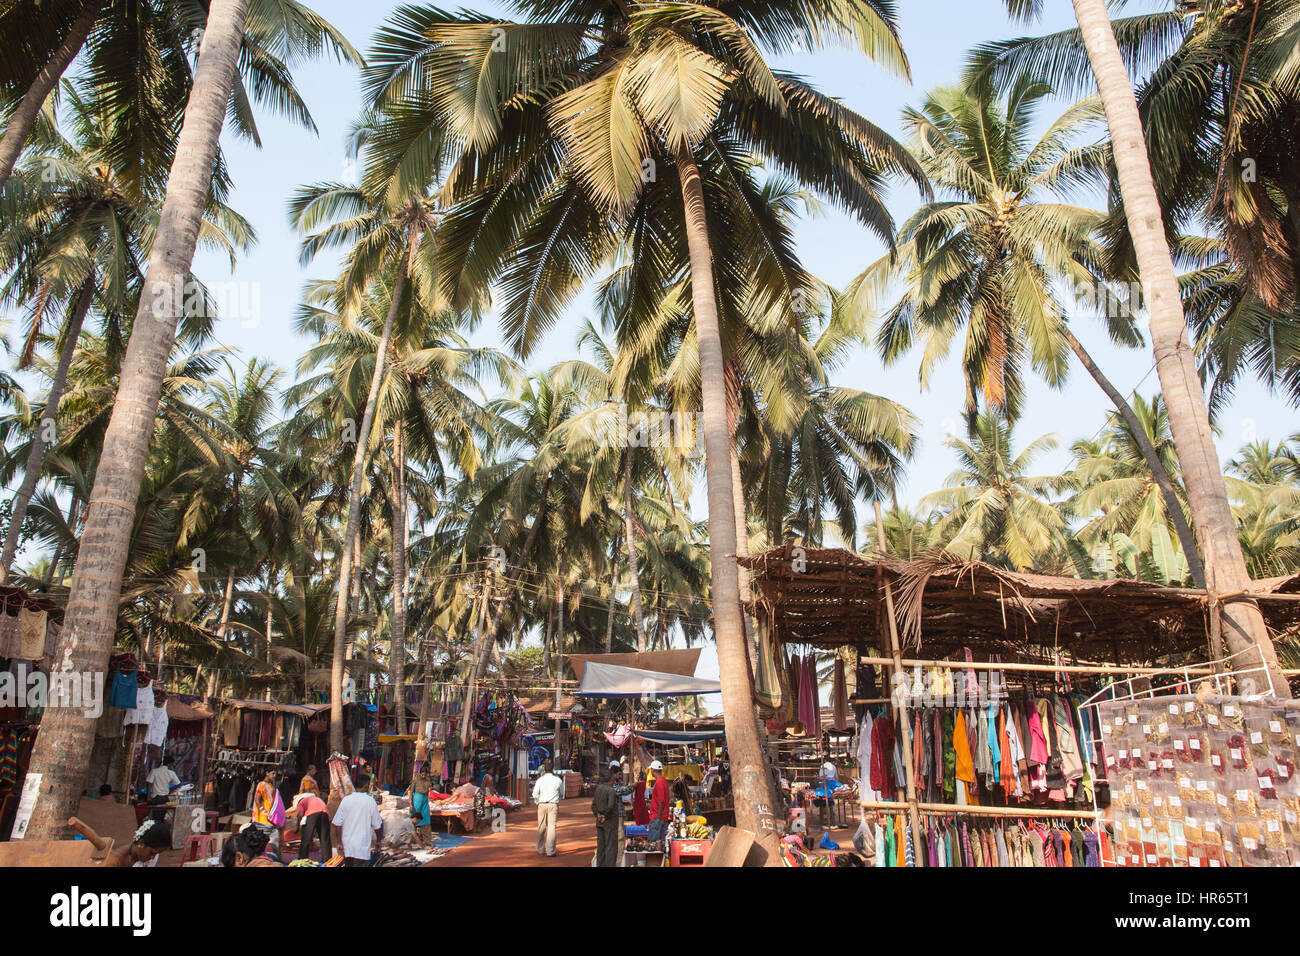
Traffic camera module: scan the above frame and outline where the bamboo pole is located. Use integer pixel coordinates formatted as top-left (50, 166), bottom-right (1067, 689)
top-left (873, 501), bottom-right (923, 855)
top-left (852, 655), bottom-right (1300, 678)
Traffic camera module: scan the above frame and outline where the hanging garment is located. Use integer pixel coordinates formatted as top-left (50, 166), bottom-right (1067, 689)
top-left (124, 680), bottom-right (155, 726)
top-left (830, 656), bottom-right (848, 731)
top-left (108, 664), bottom-right (138, 710)
top-left (857, 711), bottom-right (880, 801)
top-left (18, 607), bottom-right (47, 659)
top-left (953, 709), bottom-right (975, 793)
top-left (869, 715), bottom-right (895, 799)
top-left (874, 817), bottom-right (886, 868)
top-left (144, 701), bottom-right (169, 747)
top-left (0, 612), bottom-right (19, 658)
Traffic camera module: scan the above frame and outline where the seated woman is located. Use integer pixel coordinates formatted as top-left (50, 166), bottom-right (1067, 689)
top-left (67, 817), bottom-right (171, 868)
top-left (220, 826), bottom-right (284, 867)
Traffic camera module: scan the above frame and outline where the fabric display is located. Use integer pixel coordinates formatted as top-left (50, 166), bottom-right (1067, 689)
top-left (855, 689), bottom-right (1102, 809)
top-left (1098, 694), bottom-right (1300, 867)
top-left (18, 608), bottom-right (46, 660)
top-left (854, 812), bottom-right (1103, 867)
top-left (124, 679), bottom-right (155, 725)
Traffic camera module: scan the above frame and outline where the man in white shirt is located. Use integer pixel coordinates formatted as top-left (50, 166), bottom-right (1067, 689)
top-left (146, 756), bottom-right (181, 799)
top-left (332, 772), bottom-right (383, 866)
top-left (532, 759), bottom-right (563, 857)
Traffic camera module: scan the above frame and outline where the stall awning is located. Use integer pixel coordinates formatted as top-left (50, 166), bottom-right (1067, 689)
top-left (567, 649), bottom-right (702, 681)
top-left (576, 661), bottom-right (721, 698)
top-left (634, 729), bottom-right (727, 745)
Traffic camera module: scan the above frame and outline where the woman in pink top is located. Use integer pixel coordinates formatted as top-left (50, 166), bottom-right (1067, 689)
top-left (289, 792), bottom-right (332, 861)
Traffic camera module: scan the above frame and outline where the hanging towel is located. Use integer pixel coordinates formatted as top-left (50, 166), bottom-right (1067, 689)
top-left (831, 655), bottom-right (848, 731)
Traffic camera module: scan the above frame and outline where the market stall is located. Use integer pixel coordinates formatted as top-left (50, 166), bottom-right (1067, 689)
top-left (741, 545), bottom-right (1300, 867)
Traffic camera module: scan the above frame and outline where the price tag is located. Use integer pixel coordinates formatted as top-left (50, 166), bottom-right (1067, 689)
top-left (1169, 704), bottom-right (1180, 715)
top-left (1267, 819), bottom-right (1280, 832)
top-left (1206, 821), bottom-right (1217, 831)
top-left (1209, 859), bottom-right (1221, 867)
top-left (1286, 810), bottom-right (1297, 825)
top-left (1208, 713), bottom-right (1220, 727)
top-left (1224, 840), bottom-right (1235, 853)
top-left (1190, 738), bottom-right (1201, 751)
top-left (1217, 794), bottom-right (1228, 806)
top-left (1230, 747), bottom-right (1243, 761)
top-left (1184, 702), bottom-right (1195, 714)
top-left (1235, 789), bottom-right (1249, 802)
top-left (1145, 853), bottom-right (1158, 864)
top-left (1224, 704), bottom-right (1237, 717)
top-left (1118, 749), bottom-right (1128, 759)
top-left (1162, 758), bottom-right (1175, 769)
top-left (1257, 776), bottom-right (1272, 790)
top-left (1154, 796), bottom-right (1164, 807)
top-left (1186, 816), bottom-right (1198, 827)
top-left (1211, 754), bottom-right (1223, 768)
top-left (1242, 837), bottom-right (1257, 850)
top-left (1128, 714), bottom-right (1138, 724)
top-left (1189, 856), bottom-right (1201, 867)
top-left (1174, 739), bottom-right (1185, 751)
top-left (1196, 780), bottom-right (1208, 791)
top-left (1142, 724), bottom-right (1152, 735)
top-left (1250, 732), bottom-right (1264, 745)
top-left (1158, 722), bottom-right (1169, 735)
top-left (1169, 796), bottom-right (1182, 807)
top-left (1270, 720), bottom-right (1283, 734)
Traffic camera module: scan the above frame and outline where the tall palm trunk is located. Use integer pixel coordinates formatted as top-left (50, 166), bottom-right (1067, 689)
top-left (622, 450), bottom-right (647, 651)
top-left (389, 416), bottom-right (408, 732)
top-left (0, 0), bottom-right (103, 192)
top-left (1063, 326), bottom-right (1205, 587)
top-left (0, 276), bottom-right (94, 578)
top-left (329, 236), bottom-right (411, 751)
top-left (23, 0), bottom-right (252, 839)
top-left (459, 475), bottom-right (552, 745)
top-left (1070, 0), bottom-right (1287, 697)
top-left (604, 526), bottom-right (619, 653)
top-left (675, 145), bottom-right (779, 863)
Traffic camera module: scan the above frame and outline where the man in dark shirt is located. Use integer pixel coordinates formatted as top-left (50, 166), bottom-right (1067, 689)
top-left (591, 761), bottom-right (622, 867)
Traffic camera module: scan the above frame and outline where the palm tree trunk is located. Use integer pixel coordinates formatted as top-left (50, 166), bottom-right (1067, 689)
top-left (730, 442), bottom-right (758, 674)
top-left (389, 416), bottom-right (408, 733)
top-left (1063, 326), bottom-right (1206, 587)
top-left (675, 144), bottom-right (779, 863)
top-left (554, 563), bottom-right (565, 768)
top-left (0, 276), bottom-right (94, 579)
top-left (22, 0), bottom-right (252, 839)
top-left (604, 526), bottom-right (619, 653)
top-left (330, 241), bottom-right (409, 751)
top-left (1070, 0), bottom-right (1288, 697)
top-left (622, 450), bottom-right (647, 651)
top-left (459, 475), bottom-right (552, 746)
top-left (0, 0), bottom-right (103, 192)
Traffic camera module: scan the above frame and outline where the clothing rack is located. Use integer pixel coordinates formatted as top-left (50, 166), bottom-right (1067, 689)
top-left (858, 799), bottom-right (1098, 820)
top-left (854, 655), bottom-right (1300, 678)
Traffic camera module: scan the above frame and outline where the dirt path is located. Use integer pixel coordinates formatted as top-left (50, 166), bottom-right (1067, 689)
top-left (427, 797), bottom-right (599, 867)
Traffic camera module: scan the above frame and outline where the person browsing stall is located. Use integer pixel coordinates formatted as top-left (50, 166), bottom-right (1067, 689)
top-left (332, 771), bottom-right (383, 866)
top-left (532, 760), bottom-right (563, 857)
top-left (591, 761), bottom-right (621, 867)
top-left (647, 760), bottom-right (672, 844)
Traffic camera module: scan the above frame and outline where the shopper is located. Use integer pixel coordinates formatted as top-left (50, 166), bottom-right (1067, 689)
top-left (220, 825), bottom-right (283, 867)
top-left (408, 766), bottom-right (432, 832)
top-left (288, 791), bottom-right (332, 861)
top-left (251, 769), bottom-right (284, 848)
top-left (332, 771), bottom-right (383, 866)
top-left (532, 759), bottom-right (563, 857)
top-left (591, 761), bottom-right (621, 867)
top-left (647, 760), bottom-right (671, 844)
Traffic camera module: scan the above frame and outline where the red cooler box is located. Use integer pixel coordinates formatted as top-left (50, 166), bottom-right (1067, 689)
top-left (669, 838), bottom-right (712, 867)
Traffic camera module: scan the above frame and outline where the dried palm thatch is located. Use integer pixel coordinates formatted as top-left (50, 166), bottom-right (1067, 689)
top-left (740, 546), bottom-right (1300, 663)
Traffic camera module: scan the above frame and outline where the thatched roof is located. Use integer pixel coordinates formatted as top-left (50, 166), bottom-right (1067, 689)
top-left (740, 546), bottom-right (1300, 662)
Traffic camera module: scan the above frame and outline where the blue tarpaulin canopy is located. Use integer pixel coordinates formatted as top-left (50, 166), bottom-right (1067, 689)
top-left (576, 661), bottom-right (721, 698)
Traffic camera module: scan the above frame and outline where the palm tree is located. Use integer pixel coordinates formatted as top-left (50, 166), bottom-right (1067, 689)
top-left (22, 0), bottom-right (336, 839)
top-left (0, 0), bottom-right (361, 195)
top-left (1226, 440), bottom-right (1300, 578)
top-left (289, 159), bottom-right (447, 751)
top-left (923, 411), bottom-right (1066, 571)
top-left (291, 273), bottom-right (508, 730)
top-left (846, 78), bottom-right (1204, 583)
top-left (989, 0), bottom-right (1287, 693)
top-left (365, 0), bottom-right (924, 857)
top-left (0, 88), bottom-right (254, 578)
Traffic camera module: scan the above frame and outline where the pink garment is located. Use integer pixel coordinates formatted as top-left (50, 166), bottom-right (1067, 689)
top-left (604, 723), bottom-right (632, 747)
top-left (1027, 709), bottom-right (1049, 792)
